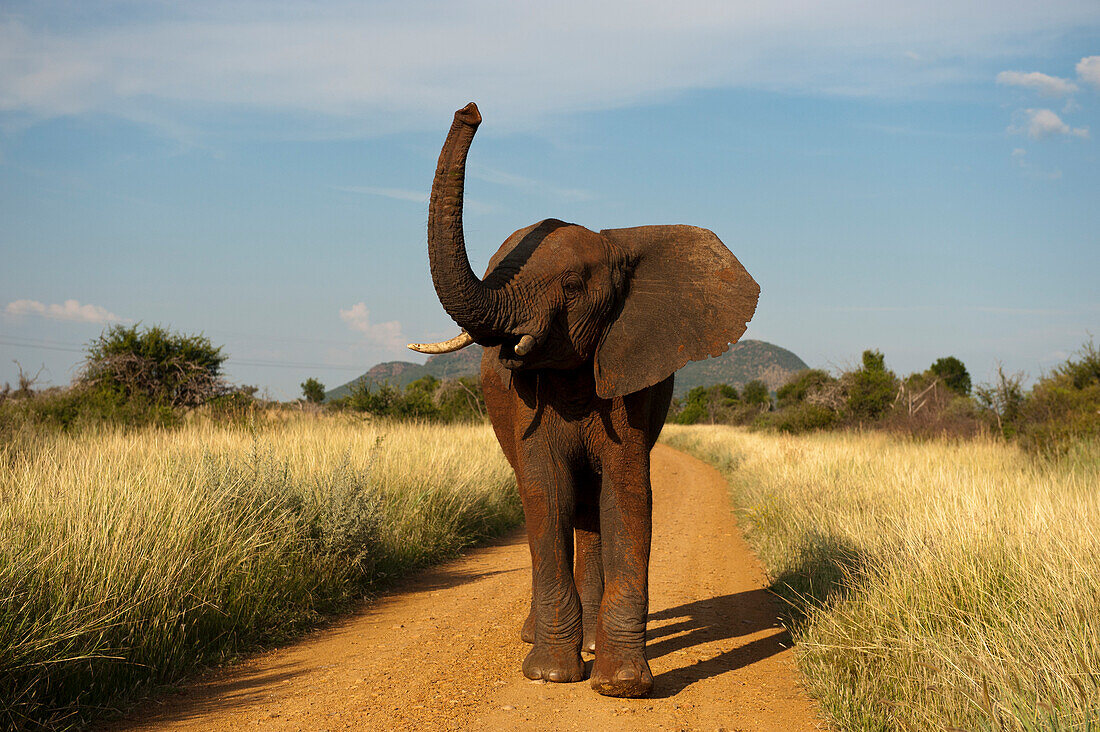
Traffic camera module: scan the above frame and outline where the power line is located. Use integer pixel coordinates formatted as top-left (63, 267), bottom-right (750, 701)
top-left (0, 335), bottom-right (371, 372)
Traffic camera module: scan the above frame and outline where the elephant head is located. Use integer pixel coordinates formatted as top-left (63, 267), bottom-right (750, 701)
top-left (409, 102), bottom-right (760, 399)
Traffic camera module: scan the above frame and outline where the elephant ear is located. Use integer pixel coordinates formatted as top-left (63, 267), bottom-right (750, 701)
top-left (594, 225), bottom-right (759, 399)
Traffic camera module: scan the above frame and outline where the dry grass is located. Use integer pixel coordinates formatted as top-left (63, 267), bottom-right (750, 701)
top-left (0, 413), bottom-right (517, 730)
top-left (663, 425), bottom-right (1100, 731)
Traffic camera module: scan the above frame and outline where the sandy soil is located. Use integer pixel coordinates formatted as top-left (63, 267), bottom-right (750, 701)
top-left (104, 444), bottom-right (822, 731)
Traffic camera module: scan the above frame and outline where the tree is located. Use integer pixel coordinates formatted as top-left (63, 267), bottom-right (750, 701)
top-left (929, 356), bottom-right (971, 395)
top-left (845, 349), bottom-right (897, 421)
top-left (975, 365), bottom-right (1025, 437)
top-left (676, 384), bottom-right (739, 424)
top-left (82, 324), bottom-right (227, 408)
top-left (741, 380), bottom-right (771, 409)
top-left (776, 369), bottom-right (835, 408)
top-left (301, 378), bottom-right (325, 404)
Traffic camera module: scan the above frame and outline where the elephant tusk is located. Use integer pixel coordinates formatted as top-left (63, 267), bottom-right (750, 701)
top-left (514, 334), bottom-right (537, 357)
top-left (407, 331), bottom-right (475, 354)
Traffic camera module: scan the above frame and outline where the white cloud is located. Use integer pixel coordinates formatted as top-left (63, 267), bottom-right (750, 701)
top-left (1, 1), bottom-right (1098, 136)
top-left (1011, 147), bottom-right (1026, 157)
top-left (338, 303), bottom-right (405, 350)
top-left (996, 70), bottom-right (1078, 96)
top-left (5, 298), bottom-right (124, 323)
top-left (1010, 108), bottom-right (1089, 139)
top-left (1078, 56), bottom-right (1100, 90)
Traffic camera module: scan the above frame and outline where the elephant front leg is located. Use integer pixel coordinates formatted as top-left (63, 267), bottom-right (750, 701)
top-left (574, 481), bottom-right (603, 655)
top-left (519, 460), bottom-right (585, 683)
top-left (591, 455), bottom-right (653, 698)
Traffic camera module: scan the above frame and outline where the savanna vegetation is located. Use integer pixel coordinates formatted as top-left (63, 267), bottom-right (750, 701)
top-left (0, 326), bottom-right (515, 729)
top-left (5, 323), bottom-right (1099, 730)
top-left (670, 340), bottom-right (1100, 455)
top-left (0, 415), bottom-right (517, 730)
top-left (664, 425), bottom-right (1100, 731)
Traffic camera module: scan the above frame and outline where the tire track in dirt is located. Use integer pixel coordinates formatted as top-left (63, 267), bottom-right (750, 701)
top-left (104, 444), bottom-right (821, 731)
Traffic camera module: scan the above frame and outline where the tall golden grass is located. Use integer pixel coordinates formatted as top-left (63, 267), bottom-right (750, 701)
top-left (0, 414), bottom-right (517, 730)
top-left (663, 426), bottom-right (1100, 731)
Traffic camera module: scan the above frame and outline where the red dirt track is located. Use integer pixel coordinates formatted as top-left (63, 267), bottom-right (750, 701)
top-left (105, 445), bottom-right (822, 731)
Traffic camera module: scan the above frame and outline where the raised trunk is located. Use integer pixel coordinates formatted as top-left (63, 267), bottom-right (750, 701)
top-left (427, 102), bottom-right (502, 338)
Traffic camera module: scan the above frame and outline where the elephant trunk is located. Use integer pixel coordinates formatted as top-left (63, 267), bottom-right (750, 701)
top-left (427, 102), bottom-right (503, 339)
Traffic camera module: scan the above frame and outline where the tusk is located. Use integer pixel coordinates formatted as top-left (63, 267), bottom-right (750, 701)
top-left (514, 334), bottom-right (536, 357)
top-left (407, 331), bottom-right (475, 354)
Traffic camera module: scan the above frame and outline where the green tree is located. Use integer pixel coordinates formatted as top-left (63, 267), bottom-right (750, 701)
top-left (676, 384), bottom-right (739, 424)
top-left (776, 369), bottom-right (835, 408)
top-left (301, 378), bottom-right (325, 404)
top-left (929, 356), bottom-right (971, 395)
top-left (741, 380), bottom-right (771, 409)
top-left (845, 349), bottom-right (897, 422)
top-left (82, 324), bottom-right (227, 408)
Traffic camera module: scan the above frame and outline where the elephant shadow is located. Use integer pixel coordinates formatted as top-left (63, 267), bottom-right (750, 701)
top-left (644, 589), bottom-right (793, 698)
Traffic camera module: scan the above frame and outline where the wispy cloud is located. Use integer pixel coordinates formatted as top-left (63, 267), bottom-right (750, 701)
top-left (5, 298), bottom-right (125, 323)
top-left (338, 302), bottom-right (405, 351)
top-left (1009, 108), bottom-right (1089, 140)
top-left (996, 70), bottom-right (1078, 97)
top-left (470, 165), bottom-right (593, 201)
top-left (1078, 55), bottom-right (1100, 90)
top-left (2, 1), bottom-right (1097, 137)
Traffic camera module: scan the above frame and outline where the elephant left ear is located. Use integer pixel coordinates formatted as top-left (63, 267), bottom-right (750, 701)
top-left (594, 225), bottom-right (759, 399)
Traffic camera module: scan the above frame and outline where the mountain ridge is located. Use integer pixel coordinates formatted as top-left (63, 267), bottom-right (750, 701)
top-left (325, 339), bottom-right (808, 401)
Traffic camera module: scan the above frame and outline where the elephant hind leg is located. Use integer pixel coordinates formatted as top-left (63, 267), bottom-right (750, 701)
top-left (574, 471), bottom-right (603, 655)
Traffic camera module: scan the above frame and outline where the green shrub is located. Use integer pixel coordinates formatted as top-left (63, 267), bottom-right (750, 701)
top-left (83, 324), bottom-right (227, 408)
top-left (845, 349), bottom-right (897, 422)
top-left (301, 378), bottom-right (325, 404)
top-left (759, 402), bottom-right (838, 433)
top-left (929, 355), bottom-right (971, 395)
top-left (776, 369), bottom-right (835, 408)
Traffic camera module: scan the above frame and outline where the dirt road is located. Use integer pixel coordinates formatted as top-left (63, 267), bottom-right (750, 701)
top-left (107, 444), bottom-right (821, 731)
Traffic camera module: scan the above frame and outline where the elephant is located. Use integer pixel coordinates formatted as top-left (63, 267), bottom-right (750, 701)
top-left (407, 102), bottom-right (759, 698)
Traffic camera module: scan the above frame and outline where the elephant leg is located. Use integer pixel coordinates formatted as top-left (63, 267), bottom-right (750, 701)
top-left (591, 454), bottom-right (653, 698)
top-left (574, 472), bottom-right (603, 655)
top-left (519, 454), bottom-right (585, 683)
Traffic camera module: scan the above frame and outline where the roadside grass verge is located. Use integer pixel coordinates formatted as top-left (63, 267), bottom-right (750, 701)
top-left (0, 414), bottom-right (517, 730)
top-left (663, 425), bottom-right (1100, 731)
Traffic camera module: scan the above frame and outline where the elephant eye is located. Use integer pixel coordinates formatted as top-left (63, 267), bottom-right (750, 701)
top-left (562, 273), bottom-right (585, 298)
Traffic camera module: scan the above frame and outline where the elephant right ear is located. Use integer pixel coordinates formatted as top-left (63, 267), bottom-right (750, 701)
top-left (594, 225), bottom-right (759, 399)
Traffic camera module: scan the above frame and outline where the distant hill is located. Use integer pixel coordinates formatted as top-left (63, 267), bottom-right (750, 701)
top-left (672, 340), bottom-right (808, 395)
top-left (325, 339), bottom-right (808, 401)
top-left (324, 348), bottom-right (483, 401)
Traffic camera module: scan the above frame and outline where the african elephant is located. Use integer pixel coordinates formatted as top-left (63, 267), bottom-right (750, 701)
top-left (408, 102), bottom-right (759, 698)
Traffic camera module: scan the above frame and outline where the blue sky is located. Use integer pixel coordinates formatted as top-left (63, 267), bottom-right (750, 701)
top-left (2, 1), bottom-right (1098, 399)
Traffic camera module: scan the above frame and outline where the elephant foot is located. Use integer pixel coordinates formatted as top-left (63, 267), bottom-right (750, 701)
top-left (523, 644), bottom-right (585, 683)
top-left (521, 610), bottom-right (536, 644)
top-left (590, 649), bottom-right (653, 698)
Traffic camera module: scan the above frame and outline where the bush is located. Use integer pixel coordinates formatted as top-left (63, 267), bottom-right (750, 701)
top-left (301, 378), bottom-right (325, 404)
top-left (845, 349), bottom-right (897, 422)
top-left (335, 375), bottom-right (486, 423)
top-left (1017, 340), bottom-right (1100, 452)
top-left (776, 369), bottom-right (835, 408)
top-left (929, 356), bottom-right (971, 395)
top-left (741, 380), bottom-right (772, 409)
top-left (674, 384), bottom-right (739, 424)
top-left (82, 324), bottom-right (227, 408)
top-left (758, 402), bottom-right (838, 433)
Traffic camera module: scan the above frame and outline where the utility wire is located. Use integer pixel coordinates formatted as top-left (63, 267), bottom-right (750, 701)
top-left (0, 335), bottom-right (372, 371)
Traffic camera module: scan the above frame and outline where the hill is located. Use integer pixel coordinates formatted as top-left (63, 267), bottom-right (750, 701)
top-left (326, 340), bottom-right (808, 401)
top-left (324, 347), bottom-right (482, 401)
